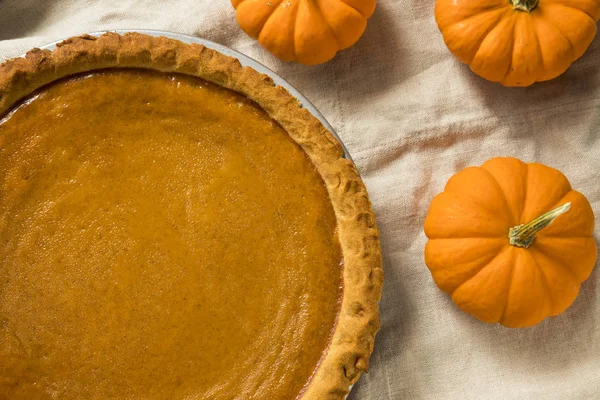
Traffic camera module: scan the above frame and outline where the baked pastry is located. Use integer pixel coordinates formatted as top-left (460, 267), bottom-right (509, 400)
top-left (0, 32), bottom-right (382, 400)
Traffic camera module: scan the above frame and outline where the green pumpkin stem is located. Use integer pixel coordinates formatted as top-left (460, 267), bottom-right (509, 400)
top-left (508, 202), bottom-right (571, 248)
top-left (511, 0), bottom-right (539, 12)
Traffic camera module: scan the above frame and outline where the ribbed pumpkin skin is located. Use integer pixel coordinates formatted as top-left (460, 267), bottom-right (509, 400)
top-left (231, 0), bottom-right (376, 65)
top-left (424, 158), bottom-right (597, 328)
top-left (435, 0), bottom-right (600, 86)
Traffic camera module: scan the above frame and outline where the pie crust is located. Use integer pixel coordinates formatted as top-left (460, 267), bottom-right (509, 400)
top-left (0, 32), bottom-right (383, 399)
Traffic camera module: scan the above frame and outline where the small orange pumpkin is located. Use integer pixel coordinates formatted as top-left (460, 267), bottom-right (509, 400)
top-left (424, 157), bottom-right (597, 328)
top-left (435, 0), bottom-right (600, 86)
top-left (231, 0), bottom-right (376, 65)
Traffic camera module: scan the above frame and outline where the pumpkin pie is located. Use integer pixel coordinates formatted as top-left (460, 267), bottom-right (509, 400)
top-left (0, 33), bottom-right (382, 400)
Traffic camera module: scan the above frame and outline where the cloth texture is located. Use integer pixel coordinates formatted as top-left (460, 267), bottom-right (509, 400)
top-left (1, 1), bottom-right (599, 399)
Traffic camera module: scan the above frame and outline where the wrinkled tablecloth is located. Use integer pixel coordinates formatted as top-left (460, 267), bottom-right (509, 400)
top-left (1, 1), bottom-right (599, 399)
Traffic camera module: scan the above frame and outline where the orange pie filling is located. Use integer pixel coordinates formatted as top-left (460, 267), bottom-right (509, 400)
top-left (0, 70), bottom-right (343, 399)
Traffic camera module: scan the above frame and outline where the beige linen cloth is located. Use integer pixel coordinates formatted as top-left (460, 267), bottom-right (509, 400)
top-left (1, 1), bottom-right (599, 399)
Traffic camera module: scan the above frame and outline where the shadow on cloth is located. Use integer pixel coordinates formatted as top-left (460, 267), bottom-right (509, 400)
top-left (0, 0), bottom-right (54, 41)
top-left (330, 1), bottom-right (407, 96)
top-left (462, 256), bottom-right (598, 375)
top-left (280, 1), bottom-right (407, 105)
top-left (462, 37), bottom-right (600, 130)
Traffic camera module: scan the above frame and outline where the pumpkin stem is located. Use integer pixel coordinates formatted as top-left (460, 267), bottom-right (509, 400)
top-left (508, 202), bottom-right (571, 248)
top-left (511, 0), bottom-right (539, 12)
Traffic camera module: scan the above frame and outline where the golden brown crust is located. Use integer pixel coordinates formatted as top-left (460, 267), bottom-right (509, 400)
top-left (0, 32), bottom-right (383, 399)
